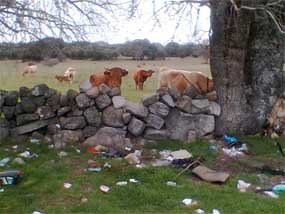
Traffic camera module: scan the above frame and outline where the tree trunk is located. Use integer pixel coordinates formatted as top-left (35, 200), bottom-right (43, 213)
top-left (210, 0), bottom-right (285, 135)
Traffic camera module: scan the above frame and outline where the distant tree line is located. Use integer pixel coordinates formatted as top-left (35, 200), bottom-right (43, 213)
top-left (0, 37), bottom-right (208, 62)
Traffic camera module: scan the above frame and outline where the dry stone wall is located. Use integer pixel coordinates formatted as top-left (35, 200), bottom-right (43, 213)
top-left (0, 83), bottom-right (221, 150)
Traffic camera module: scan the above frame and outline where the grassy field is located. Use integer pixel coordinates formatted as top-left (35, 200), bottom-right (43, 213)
top-left (0, 57), bottom-right (210, 101)
top-left (1, 137), bottom-right (285, 213)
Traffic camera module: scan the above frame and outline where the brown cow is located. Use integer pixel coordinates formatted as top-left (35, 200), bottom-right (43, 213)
top-left (89, 67), bottom-right (128, 88)
top-left (159, 67), bottom-right (214, 96)
top-left (133, 69), bottom-right (155, 90)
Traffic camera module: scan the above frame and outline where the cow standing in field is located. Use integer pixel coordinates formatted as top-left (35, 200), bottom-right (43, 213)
top-left (159, 67), bottom-right (214, 97)
top-left (133, 69), bottom-right (155, 90)
top-left (22, 62), bottom-right (37, 76)
top-left (55, 67), bottom-right (76, 84)
top-left (89, 67), bottom-right (128, 88)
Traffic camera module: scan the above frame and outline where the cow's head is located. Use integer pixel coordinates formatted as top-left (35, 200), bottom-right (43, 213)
top-left (104, 67), bottom-right (128, 88)
top-left (142, 69), bottom-right (155, 78)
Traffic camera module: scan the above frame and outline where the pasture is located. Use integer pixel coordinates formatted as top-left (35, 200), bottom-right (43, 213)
top-left (0, 57), bottom-right (210, 101)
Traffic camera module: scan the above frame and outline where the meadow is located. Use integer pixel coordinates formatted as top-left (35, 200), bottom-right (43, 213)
top-left (0, 57), bottom-right (210, 101)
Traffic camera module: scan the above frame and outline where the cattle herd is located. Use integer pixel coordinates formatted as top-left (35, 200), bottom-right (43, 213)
top-left (21, 62), bottom-right (215, 97)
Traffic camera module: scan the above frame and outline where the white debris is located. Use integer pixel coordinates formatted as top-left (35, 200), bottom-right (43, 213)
top-left (239, 144), bottom-right (248, 152)
top-left (222, 148), bottom-right (244, 157)
top-left (12, 145), bottom-right (18, 150)
top-left (56, 124), bottom-right (61, 128)
top-left (58, 151), bottom-right (68, 157)
top-left (135, 164), bottom-right (145, 169)
top-left (166, 181), bottom-right (177, 186)
top-left (129, 178), bottom-right (139, 183)
top-left (237, 180), bottom-right (251, 192)
top-left (75, 148), bottom-right (81, 153)
top-left (212, 209), bottom-right (221, 214)
top-left (195, 209), bottom-right (205, 214)
top-left (182, 198), bottom-right (198, 207)
top-left (0, 188), bottom-right (4, 192)
top-left (116, 181), bottom-right (128, 186)
top-left (264, 191), bottom-right (279, 199)
top-left (159, 150), bottom-right (172, 160)
top-left (103, 162), bottom-right (111, 168)
top-left (64, 182), bottom-right (72, 189)
top-left (19, 151), bottom-right (38, 159)
top-left (171, 150), bottom-right (192, 160)
top-left (30, 138), bottom-right (40, 144)
top-left (32, 211), bottom-right (43, 214)
top-left (0, 157), bottom-right (11, 167)
top-left (99, 185), bottom-right (110, 193)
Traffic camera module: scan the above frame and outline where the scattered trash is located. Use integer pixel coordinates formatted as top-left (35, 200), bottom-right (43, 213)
top-left (103, 162), bottom-right (111, 168)
top-left (211, 209), bottom-right (221, 214)
top-left (0, 188), bottom-right (4, 192)
top-left (159, 150), bottom-right (172, 160)
top-left (125, 146), bottom-right (132, 152)
top-left (58, 151), bottom-right (68, 157)
top-left (19, 151), bottom-right (38, 159)
top-left (99, 185), bottom-right (110, 193)
top-left (87, 146), bottom-right (97, 154)
top-left (12, 157), bottom-right (26, 166)
top-left (237, 180), bottom-right (251, 192)
top-left (0, 157), bottom-right (11, 167)
top-left (192, 166), bottom-right (230, 183)
top-left (182, 198), bottom-right (198, 207)
top-left (135, 164), bottom-right (145, 169)
top-left (75, 148), bottom-right (81, 153)
top-left (30, 138), bottom-right (40, 144)
top-left (32, 211), bottom-right (43, 214)
top-left (166, 181), bottom-right (177, 186)
top-left (272, 184), bottom-right (285, 194)
top-left (87, 159), bottom-right (97, 168)
top-left (81, 197), bottom-right (88, 203)
top-left (209, 144), bottom-right (218, 152)
top-left (222, 148), bottom-right (244, 157)
top-left (170, 150), bottom-right (192, 160)
top-left (55, 124), bottom-right (61, 129)
top-left (12, 145), bottom-right (18, 150)
top-left (124, 150), bottom-right (141, 164)
top-left (264, 191), bottom-right (279, 199)
top-left (95, 145), bottom-right (108, 152)
top-left (151, 159), bottom-right (171, 167)
top-left (223, 135), bottom-right (238, 147)
top-left (116, 181), bottom-right (128, 186)
top-left (195, 209), bottom-right (205, 214)
top-left (129, 178), bottom-right (139, 183)
top-left (0, 170), bottom-right (22, 185)
top-left (86, 167), bottom-right (102, 172)
top-left (63, 182), bottom-right (72, 189)
top-left (48, 144), bottom-right (54, 149)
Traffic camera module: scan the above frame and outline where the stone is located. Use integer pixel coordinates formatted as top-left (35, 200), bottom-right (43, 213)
top-left (83, 106), bottom-right (101, 127)
top-left (124, 152), bottom-right (141, 164)
top-left (176, 96), bottom-right (192, 113)
top-left (68, 108), bottom-right (83, 116)
top-left (0, 90), bottom-right (7, 111)
top-left (5, 91), bottom-right (18, 106)
top-left (15, 104), bottom-right (24, 115)
top-left (2, 106), bottom-right (15, 120)
top-left (144, 114), bottom-right (164, 129)
top-left (128, 117), bottom-right (146, 136)
top-left (21, 97), bottom-right (37, 113)
top-left (144, 129), bottom-right (170, 140)
top-left (31, 96), bottom-right (46, 107)
top-left (122, 113), bottom-right (132, 124)
top-left (168, 87), bottom-right (181, 99)
top-left (207, 102), bottom-right (221, 116)
top-left (156, 87), bottom-right (169, 97)
top-left (112, 96), bottom-right (126, 108)
top-left (47, 123), bottom-right (61, 135)
top-left (53, 133), bottom-right (66, 149)
top-left (37, 106), bottom-right (55, 119)
top-left (59, 116), bottom-right (86, 130)
top-left (47, 93), bottom-right (60, 109)
top-left (0, 127), bottom-right (9, 140)
top-left (57, 106), bottom-right (72, 116)
top-left (19, 87), bottom-right (30, 97)
top-left (14, 119), bottom-right (52, 135)
top-left (192, 166), bottom-right (230, 183)
top-left (86, 87), bottom-right (99, 98)
top-left (207, 91), bottom-right (217, 101)
top-left (79, 80), bottom-right (92, 93)
top-left (102, 106), bottom-right (124, 127)
top-left (66, 89), bottom-right (78, 104)
top-left (60, 130), bottom-right (83, 143)
top-left (98, 83), bottom-right (111, 94)
top-left (16, 113), bottom-right (39, 125)
top-left (95, 94), bottom-right (112, 110)
top-left (149, 102), bottom-right (169, 117)
top-left (83, 126), bottom-right (97, 138)
top-left (108, 87), bottom-right (121, 97)
top-left (170, 150), bottom-right (192, 160)
top-left (187, 131), bottom-right (197, 143)
top-left (12, 157), bottom-right (25, 165)
top-left (31, 84), bottom-right (49, 96)
top-left (76, 93), bottom-right (92, 109)
top-left (60, 93), bottom-right (69, 106)
top-left (165, 109), bottom-right (215, 140)
top-left (83, 127), bottom-right (127, 152)
top-left (125, 101), bottom-right (148, 118)
top-left (141, 94), bottom-right (159, 106)
top-left (190, 99), bottom-right (210, 114)
top-left (161, 94), bottom-right (175, 107)
top-left (44, 88), bottom-right (57, 98)
top-left (0, 118), bottom-right (9, 127)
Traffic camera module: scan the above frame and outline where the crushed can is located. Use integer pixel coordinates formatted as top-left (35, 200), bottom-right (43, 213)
top-left (0, 170), bottom-right (22, 186)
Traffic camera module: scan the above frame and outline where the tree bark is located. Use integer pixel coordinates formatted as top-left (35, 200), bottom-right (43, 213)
top-left (210, 0), bottom-right (285, 135)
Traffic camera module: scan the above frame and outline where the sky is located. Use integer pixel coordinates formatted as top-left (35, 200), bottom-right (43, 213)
top-left (88, 2), bottom-right (210, 45)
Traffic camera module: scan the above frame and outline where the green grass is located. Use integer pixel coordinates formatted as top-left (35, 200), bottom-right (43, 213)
top-left (0, 57), bottom-right (210, 102)
top-left (1, 136), bottom-right (285, 213)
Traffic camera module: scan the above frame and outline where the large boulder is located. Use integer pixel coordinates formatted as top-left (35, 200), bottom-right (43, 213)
top-left (15, 104), bottom-right (24, 115)
top-left (86, 87), bottom-right (99, 98)
top-left (2, 106), bottom-right (15, 120)
top-left (141, 94), bottom-right (159, 106)
top-left (4, 91), bottom-right (18, 106)
top-left (207, 102), bottom-right (221, 116)
top-left (37, 106), bottom-right (56, 119)
top-left (122, 113), bottom-right (132, 124)
top-left (79, 80), bottom-right (92, 93)
top-left (21, 97), bottom-right (37, 113)
top-left (46, 93), bottom-right (61, 110)
top-left (66, 89), bottom-right (78, 105)
top-left (149, 102), bottom-right (169, 117)
top-left (31, 84), bottom-right (49, 96)
top-left (19, 87), bottom-right (30, 97)
top-left (190, 99), bottom-right (210, 114)
top-left (83, 106), bottom-right (101, 127)
top-left (144, 129), bottom-right (170, 140)
top-left (83, 126), bottom-right (97, 138)
top-left (102, 106), bottom-right (124, 128)
top-left (14, 119), bottom-right (53, 135)
top-left (95, 94), bottom-right (112, 110)
top-left (16, 113), bottom-right (39, 125)
top-left (144, 114), bottom-right (164, 129)
top-left (44, 88), bottom-right (57, 99)
top-left (108, 87), bottom-right (121, 97)
top-left (160, 94), bottom-right (175, 107)
top-left (125, 101), bottom-right (148, 118)
top-left (165, 109), bottom-right (215, 140)
top-left (112, 96), bottom-right (126, 109)
top-left (76, 93), bottom-right (92, 109)
top-left (53, 130), bottom-right (83, 149)
top-left (57, 106), bottom-right (72, 116)
top-left (83, 127), bottom-right (127, 152)
top-left (31, 96), bottom-right (46, 107)
top-left (98, 83), bottom-right (111, 94)
top-left (60, 93), bottom-right (69, 107)
top-left (60, 116), bottom-right (86, 130)
top-left (176, 96), bottom-right (192, 113)
top-left (128, 117), bottom-right (146, 136)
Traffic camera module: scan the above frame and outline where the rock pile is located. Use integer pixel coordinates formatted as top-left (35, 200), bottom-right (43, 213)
top-left (0, 83), bottom-right (221, 149)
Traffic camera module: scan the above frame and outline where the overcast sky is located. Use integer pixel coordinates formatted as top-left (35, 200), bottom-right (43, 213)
top-left (89, 2), bottom-right (210, 44)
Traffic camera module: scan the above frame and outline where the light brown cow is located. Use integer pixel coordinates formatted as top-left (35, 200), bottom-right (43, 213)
top-left (63, 67), bottom-right (76, 84)
top-left (158, 67), bottom-right (214, 96)
top-left (22, 63), bottom-right (37, 76)
top-left (89, 67), bottom-right (128, 88)
top-left (133, 69), bottom-right (155, 90)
